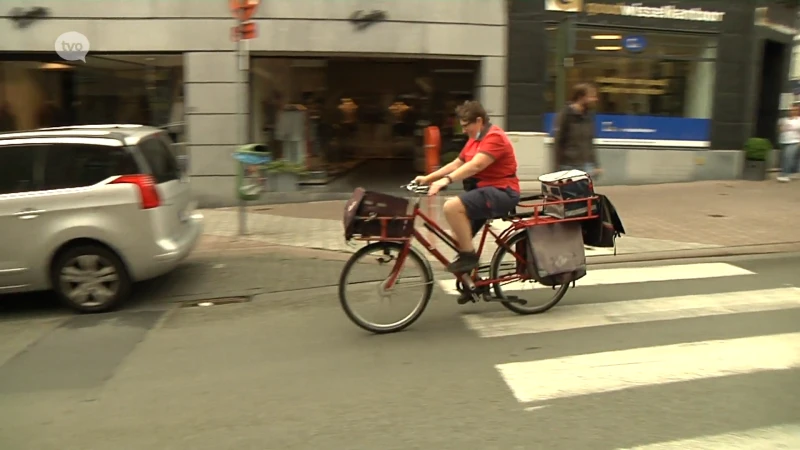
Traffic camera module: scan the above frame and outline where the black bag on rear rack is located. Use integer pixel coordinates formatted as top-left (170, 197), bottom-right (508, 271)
top-left (581, 194), bottom-right (625, 252)
top-left (516, 222), bottom-right (587, 287)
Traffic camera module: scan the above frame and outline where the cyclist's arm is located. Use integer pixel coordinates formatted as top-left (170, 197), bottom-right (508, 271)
top-left (424, 158), bottom-right (463, 182)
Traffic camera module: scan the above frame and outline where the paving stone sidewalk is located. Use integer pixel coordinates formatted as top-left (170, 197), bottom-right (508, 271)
top-left (196, 180), bottom-right (800, 261)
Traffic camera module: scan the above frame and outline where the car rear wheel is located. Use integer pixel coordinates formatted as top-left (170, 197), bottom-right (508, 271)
top-left (51, 244), bottom-right (132, 313)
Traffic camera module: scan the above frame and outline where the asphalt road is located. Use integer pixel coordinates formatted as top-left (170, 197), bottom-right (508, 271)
top-left (0, 253), bottom-right (799, 449)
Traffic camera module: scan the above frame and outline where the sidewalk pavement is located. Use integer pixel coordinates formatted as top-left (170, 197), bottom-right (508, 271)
top-left (194, 181), bottom-right (800, 263)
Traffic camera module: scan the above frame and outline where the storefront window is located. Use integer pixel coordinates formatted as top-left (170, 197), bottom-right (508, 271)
top-left (545, 27), bottom-right (717, 143)
top-left (0, 55), bottom-right (183, 141)
top-left (250, 57), bottom-right (477, 174)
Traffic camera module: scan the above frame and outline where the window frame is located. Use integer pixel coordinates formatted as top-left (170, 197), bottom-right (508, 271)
top-left (545, 24), bottom-right (719, 119)
top-left (40, 142), bottom-right (140, 191)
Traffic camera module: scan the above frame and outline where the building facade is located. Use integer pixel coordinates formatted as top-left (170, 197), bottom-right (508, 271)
top-left (2, 0), bottom-right (799, 205)
top-left (1, 0), bottom-right (507, 206)
top-left (508, 0), bottom-right (798, 183)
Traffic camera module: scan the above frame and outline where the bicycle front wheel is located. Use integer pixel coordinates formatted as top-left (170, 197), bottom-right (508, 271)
top-left (489, 231), bottom-right (570, 315)
top-left (339, 241), bottom-right (433, 334)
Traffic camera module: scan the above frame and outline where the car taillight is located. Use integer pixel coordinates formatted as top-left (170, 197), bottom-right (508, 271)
top-left (111, 174), bottom-right (161, 209)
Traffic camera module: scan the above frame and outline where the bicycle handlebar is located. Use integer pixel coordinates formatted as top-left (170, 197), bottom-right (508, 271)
top-left (401, 182), bottom-right (430, 195)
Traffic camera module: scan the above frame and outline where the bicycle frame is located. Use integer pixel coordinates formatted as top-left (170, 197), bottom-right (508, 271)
top-left (381, 198), bottom-right (528, 291)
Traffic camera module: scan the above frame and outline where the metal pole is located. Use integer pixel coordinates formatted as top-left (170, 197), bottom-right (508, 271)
top-left (236, 22), bottom-right (248, 235)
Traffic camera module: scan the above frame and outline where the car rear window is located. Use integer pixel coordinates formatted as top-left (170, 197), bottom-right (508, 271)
top-left (43, 143), bottom-right (138, 190)
top-left (137, 136), bottom-right (180, 183)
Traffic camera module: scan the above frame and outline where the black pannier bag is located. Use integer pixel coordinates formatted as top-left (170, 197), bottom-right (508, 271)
top-left (539, 170), bottom-right (597, 219)
top-left (343, 188), bottom-right (412, 240)
top-left (581, 194), bottom-right (625, 253)
top-left (462, 176), bottom-right (479, 192)
top-left (516, 222), bottom-right (587, 286)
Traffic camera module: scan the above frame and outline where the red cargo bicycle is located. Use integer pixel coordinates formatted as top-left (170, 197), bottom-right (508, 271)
top-left (339, 181), bottom-right (600, 334)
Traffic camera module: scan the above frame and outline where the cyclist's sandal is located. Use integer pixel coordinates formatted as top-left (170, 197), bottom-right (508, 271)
top-left (447, 251), bottom-right (479, 273)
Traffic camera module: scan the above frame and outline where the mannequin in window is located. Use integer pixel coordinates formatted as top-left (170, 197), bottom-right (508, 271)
top-left (275, 101), bottom-right (308, 165)
top-left (339, 97), bottom-right (357, 123)
top-left (338, 97), bottom-right (358, 158)
top-left (389, 99), bottom-right (411, 139)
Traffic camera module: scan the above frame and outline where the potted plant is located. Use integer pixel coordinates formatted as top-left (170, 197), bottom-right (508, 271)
top-left (264, 159), bottom-right (307, 192)
top-left (742, 137), bottom-right (772, 181)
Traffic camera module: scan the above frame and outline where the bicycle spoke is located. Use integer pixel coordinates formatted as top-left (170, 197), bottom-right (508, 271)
top-left (340, 243), bottom-right (432, 333)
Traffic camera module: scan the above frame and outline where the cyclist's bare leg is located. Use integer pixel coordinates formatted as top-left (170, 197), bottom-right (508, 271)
top-left (442, 197), bottom-right (480, 273)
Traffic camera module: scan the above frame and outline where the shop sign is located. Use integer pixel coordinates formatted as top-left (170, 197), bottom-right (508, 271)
top-left (7, 6), bottom-right (50, 29)
top-left (544, 113), bottom-right (711, 144)
top-left (349, 9), bottom-right (388, 31)
top-left (585, 3), bottom-right (725, 22)
top-left (547, 1), bottom-right (725, 22)
top-left (622, 35), bottom-right (646, 52)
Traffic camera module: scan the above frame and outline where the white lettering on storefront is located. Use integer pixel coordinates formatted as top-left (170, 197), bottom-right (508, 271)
top-left (585, 3), bottom-right (725, 22)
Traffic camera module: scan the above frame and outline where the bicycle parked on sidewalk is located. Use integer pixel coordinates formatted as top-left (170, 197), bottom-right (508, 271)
top-left (338, 173), bottom-right (624, 334)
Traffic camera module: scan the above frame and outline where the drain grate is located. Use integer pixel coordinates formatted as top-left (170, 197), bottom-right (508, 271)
top-left (182, 296), bottom-right (251, 307)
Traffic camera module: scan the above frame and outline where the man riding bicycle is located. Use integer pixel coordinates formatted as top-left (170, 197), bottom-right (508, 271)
top-left (415, 100), bottom-right (520, 274)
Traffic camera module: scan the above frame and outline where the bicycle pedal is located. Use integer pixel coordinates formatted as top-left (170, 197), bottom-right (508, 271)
top-left (457, 296), bottom-right (477, 305)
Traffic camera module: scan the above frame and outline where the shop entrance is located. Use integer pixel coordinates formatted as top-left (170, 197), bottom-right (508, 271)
top-left (250, 56), bottom-right (478, 192)
top-left (755, 40), bottom-right (786, 146)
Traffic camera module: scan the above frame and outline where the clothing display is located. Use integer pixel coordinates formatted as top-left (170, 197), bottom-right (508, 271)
top-left (275, 106), bottom-right (308, 166)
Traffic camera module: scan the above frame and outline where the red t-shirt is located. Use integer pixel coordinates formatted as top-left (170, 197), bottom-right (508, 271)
top-left (458, 124), bottom-right (520, 193)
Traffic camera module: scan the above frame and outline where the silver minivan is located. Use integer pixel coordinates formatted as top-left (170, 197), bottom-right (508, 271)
top-left (0, 125), bottom-right (203, 312)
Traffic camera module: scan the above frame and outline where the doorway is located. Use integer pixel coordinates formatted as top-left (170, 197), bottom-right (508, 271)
top-left (755, 40), bottom-right (787, 146)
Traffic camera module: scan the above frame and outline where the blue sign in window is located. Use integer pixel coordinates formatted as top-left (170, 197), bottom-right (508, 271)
top-left (622, 35), bottom-right (647, 53)
top-left (543, 113), bottom-right (710, 143)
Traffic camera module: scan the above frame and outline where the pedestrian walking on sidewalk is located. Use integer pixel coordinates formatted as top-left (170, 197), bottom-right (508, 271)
top-left (778, 103), bottom-right (800, 182)
top-left (553, 83), bottom-right (603, 179)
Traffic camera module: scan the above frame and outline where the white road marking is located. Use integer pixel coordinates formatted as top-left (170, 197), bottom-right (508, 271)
top-left (523, 405), bottom-right (550, 412)
top-left (438, 262), bottom-right (754, 295)
top-left (463, 287), bottom-right (800, 338)
top-left (495, 332), bottom-right (800, 404)
top-left (620, 423), bottom-right (800, 449)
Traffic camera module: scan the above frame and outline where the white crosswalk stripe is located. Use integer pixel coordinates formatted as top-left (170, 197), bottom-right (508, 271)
top-left (495, 332), bottom-right (800, 403)
top-left (621, 424), bottom-right (800, 449)
top-left (457, 261), bottom-right (800, 449)
top-left (464, 287), bottom-right (800, 338)
top-left (438, 262), bottom-right (755, 295)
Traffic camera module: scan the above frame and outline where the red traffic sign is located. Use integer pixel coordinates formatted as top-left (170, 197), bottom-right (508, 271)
top-left (230, 0), bottom-right (260, 21)
top-left (231, 21), bottom-right (257, 40)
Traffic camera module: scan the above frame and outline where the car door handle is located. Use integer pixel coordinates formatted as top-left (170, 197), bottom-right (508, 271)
top-left (13, 209), bottom-right (46, 219)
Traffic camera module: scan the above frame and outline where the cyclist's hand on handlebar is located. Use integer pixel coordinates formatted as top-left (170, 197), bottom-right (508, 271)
top-left (427, 178), bottom-right (449, 196)
top-left (413, 175), bottom-right (429, 185)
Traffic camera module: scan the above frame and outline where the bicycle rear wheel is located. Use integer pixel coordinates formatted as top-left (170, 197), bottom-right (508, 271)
top-left (489, 231), bottom-right (570, 315)
top-left (339, 241), bottom-right (433, 334)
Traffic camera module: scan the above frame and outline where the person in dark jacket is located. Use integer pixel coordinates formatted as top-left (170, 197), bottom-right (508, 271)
top-left (553, 83), bottom-right (603, 178)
